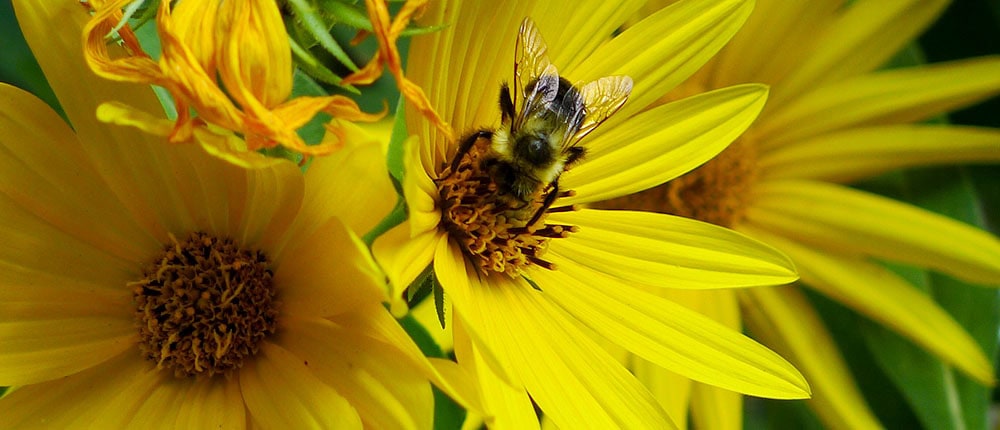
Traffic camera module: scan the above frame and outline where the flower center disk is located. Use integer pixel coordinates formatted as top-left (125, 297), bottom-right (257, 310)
top-left (437, 140), bottom-right (577, 276)
top-left (131, 232), bottom-right (278, 378)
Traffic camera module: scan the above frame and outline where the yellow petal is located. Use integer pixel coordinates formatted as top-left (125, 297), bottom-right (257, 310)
top-left (771, 0), bottom-right (949, 109)
top-left (759, 56), bottom-right (1000, 147)
top-left (533, 267), bottom-right (810, 399)
top-left (174, 378), bottom-right (246, 429)
top-left (532, 0), bottom-right (645, 72)
top-left (403, 135), bottom-right (444, 234)
top-left (241, 342), bottom-right (363, 429)
top-left (573, 0), bottom-right (753, 121)
top-left (739, 285), bottom-right (884, 430)
top-left (0, 352), bottom-right (153, 428)
top-left (278, 315), bottom-right (433, 430)
top-left (562, 84), bottom-right (767, 205)
top-left (333, 300), bottom-right (486, 416)
top-left (453, 318), bottom-right (540, 430)
top-left (406, 0), bottom-right (536, 168)
top-left (13, 0), bottom-right (165, 153)
top-left (299, 132), bottom-right (396, 238)
top-left (0, 84), bottom-right (160, 263)
top-left (760, 124), bottom-right (1000, 183)
top-left (0, 297), bottom-right (134, 386)
top-left (274, 217), bottom-right (388, 318)
top-left (630, 358), bottom-right (691, 429)
top-left (709, 0), bottom-right (844, 89)
top-left (434, 239), bottom-right (516, 387)
top-left (741, 224), bottom-right (996, 385)
top-left (373, 223), bottom-right (442, 300)
top-left (686, 290), bottom-right (743, 430)
top-left (215, 0), bottom-right (292, 109)
top-left (546, 209), bottom-right (796, 289)
top-left (458, 274), bottom-right (677, 429)
top-left (748, 180), bottom-right (1000, 286)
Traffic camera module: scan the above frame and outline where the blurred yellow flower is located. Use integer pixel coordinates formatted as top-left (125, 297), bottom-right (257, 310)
top-left (83, 0), bottom-right (380, 156)
top-left (375, 0), bottom-right (817, 427)
top-left (598, 0), bottom-right (1000, 428)
top-left (0, 2), bottom-right (474, 428)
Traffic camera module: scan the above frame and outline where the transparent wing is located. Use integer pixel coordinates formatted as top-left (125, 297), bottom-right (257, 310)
top-left (514, 64), bottom-right (560, 130)
top-left (571, 75), bottom-right (633, 145)
top-left (514, 17), bottom-right (552, 109)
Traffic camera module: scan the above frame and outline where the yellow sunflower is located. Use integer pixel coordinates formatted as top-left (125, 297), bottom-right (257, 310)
top-left (374, 0), bottom-right (816, 427)
top-left (0, 2), bottom-right (474, 428)
top-left (596, 0), bottom-right (1000, 428)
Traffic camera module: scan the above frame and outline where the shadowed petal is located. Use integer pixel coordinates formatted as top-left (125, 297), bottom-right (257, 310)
top-left (759, 125), bottom-right (1000, 183)
top-left (739, 286), bottom-right (883, 430)
top-left (741, 224), bottom-right (996, 385)
top-left (747, 180), bottom-right (1000, 286)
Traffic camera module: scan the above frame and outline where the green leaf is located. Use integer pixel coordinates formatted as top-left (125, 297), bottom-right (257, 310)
top-left (286, 0), bottom-right (359, 71)
top-left (386, 97), bottom-right (409, 189)
top-left (288, 34), bottom-right (360, 93)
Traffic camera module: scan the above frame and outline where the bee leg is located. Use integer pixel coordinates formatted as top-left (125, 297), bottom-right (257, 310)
top-left (445, 130), bottom-right (492, 178)
top-left (564, 146), bottom-right (586, 169)
top-left (527, 179), bottom-right (560, 228)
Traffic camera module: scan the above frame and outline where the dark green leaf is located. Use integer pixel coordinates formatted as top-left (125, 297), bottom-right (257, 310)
top-left (286, 0), bottom-right (359, 71)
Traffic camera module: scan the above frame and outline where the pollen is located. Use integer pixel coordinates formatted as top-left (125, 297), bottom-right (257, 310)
top-left (595, 137), bottom-right (758, 227)
top-left (130, 232), bottom-right (278, 378)
top-left (437, 140), bottom-right (578, 277)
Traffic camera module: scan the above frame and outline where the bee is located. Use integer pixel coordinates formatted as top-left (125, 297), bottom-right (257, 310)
top-left (448, 17), bottom-right (633, 226)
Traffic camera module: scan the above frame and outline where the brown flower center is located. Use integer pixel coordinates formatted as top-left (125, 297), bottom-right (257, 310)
top-left (130, 232), bottom-right (278, 378)
top-left (436, 140), bottom-right (578, 277)
top-left (594, 137), bottom-right (758, 227)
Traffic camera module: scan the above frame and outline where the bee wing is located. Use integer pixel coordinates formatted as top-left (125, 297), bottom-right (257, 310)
top-left (514, 17), bottom-right (552, 108)
top-left (571, 75), bottom-right (633, 145)
top-left (514, 64), bottom-right (560, 130)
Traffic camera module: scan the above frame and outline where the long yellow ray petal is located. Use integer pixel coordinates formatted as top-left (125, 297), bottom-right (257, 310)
top-left (561, 84), bottom-right (767, 204)
top-left (546, 209), bottom-right (796, 289)
top-left (13, 0), bottom-right (165, 152)
top-left (458, 274), bottom-right (677, 429)
top-left (574, 0), bottom-right (753, 123)
top-left (299, 134), bottom-right (396, 238)
top-left (0, 352), bottom-right (155, 428)
top-left (532, 0), bottom-right (645, 72)
top-left (738, 285), bottom-right (883, 430)
top-left (630, 359), bottom-right (692, 429)
top-left (278, 315), bottom-right (433, 430)
top-left (274, 218), bottom-right (388, 318)
top-left (687, 290), bottom-right (743, 430)
top-left (710, 0), bottom-right (845, 89)
top-left (240, 342), bottom-right (363, 429)
top-left (0, 299), bottom-right (134, 386)
top-left (758, 56), bottom-right (1000, 148)
top-left (453, 319), bottom-right (541, 430)
top-left (770, 0), bottom-right (949, 110)
top-left (174, 377), bottom-right (245, 429)
top-left (740, 224), bottom-right (996, 385)
top-left (748, 180), bottom-right (1000, 286)
top-left (0, 85), bottom-right (157, 268)
top-left (534, 267), bottom-right (810, 399)
top-left (760, 124), bottom-right (1000, 183)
